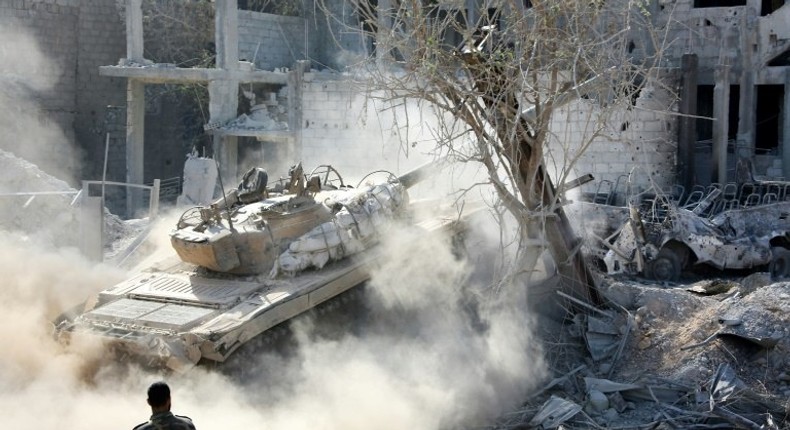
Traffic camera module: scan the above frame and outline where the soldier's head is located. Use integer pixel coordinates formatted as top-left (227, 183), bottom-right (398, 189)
top-left (146, 381), bottom-right (171, 412)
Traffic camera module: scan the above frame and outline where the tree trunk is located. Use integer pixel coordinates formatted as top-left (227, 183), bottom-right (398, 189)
top-left (463, 53), bottom-right (603, 310)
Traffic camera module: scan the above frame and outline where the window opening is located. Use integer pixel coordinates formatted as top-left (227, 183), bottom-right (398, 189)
top-left (755, 85), bottom-right (784, 154)
top-left (693, 0), bottom-right (746, 7)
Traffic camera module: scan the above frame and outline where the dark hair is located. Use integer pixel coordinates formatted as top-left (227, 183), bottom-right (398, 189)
top-left (147, 381), bottom-right (171, 407)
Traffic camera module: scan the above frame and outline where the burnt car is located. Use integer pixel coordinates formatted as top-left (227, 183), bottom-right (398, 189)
top-left (603, 182), bottom-right (790, 282)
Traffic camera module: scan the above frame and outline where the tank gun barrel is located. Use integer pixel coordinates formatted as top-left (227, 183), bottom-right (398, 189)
top-left (397, 157), bottom-right (448, 189)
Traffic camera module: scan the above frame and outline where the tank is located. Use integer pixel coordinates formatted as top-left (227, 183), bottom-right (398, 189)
top-left (54, 161), bottom-right (471, 371)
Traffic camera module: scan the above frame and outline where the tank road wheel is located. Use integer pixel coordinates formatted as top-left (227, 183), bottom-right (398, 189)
top-left (770, 247), bottom-right (790, 280)
top-left (645, 245), bottom-right (686, 283)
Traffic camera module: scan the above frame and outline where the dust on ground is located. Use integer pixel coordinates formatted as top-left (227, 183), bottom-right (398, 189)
top-left (0, 149), bottom-right (548, 430)
top-left (2, 147), bottom-right (788, 429)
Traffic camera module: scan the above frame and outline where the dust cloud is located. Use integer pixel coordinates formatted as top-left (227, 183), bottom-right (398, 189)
top-left (0, 22), bottom-right (546, 430)
top-left (0, 208), bottom-right (545, 430)
top-left (0, 26), bottom-right (81, 184)
top-left (0, 134), bottom-right (544, 429)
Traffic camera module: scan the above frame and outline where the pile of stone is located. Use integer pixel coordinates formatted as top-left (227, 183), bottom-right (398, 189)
top-left (491, 272), bottom-right (790, 429)
top-left (0, 149), bottom-right (145, 257)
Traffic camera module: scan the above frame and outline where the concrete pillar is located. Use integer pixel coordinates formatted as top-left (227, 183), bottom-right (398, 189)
top-left (737, 79), bottom-right (756, 159)
top-left (466, 0), bottom-right (478, 26)
top-left (126, 80), bottom-right (145, 216)
top-left (736, 10), bottom-right (757, 159)
top-left (209, 80), bottom-right (239, 183)
top-left (123, 0), bottom-right (144, 218)
top-left (215, 0), bottom-right (239, 71)
top-left (677, 54), bottom-right (698, 190)
top-left (288, 61), bottom-right (309, 163)
top-left (215, 136), bottom-right (238, 185)
top-left (376, 0), bottom-right (391, 63)
top-left (126, 0), bottom-right (143, 61)
top-left (211, 0), bottom-right (239, 183)
top-left (783, 72), bottom-right (790, 179)
top-left (712, 64), bottom-right (730, 185)
top-left (80, 181), bottom-right (103, 262)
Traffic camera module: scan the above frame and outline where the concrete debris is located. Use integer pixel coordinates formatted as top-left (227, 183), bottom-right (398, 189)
top-left (489, 272), bottom-right (790, 429)
top-left (0, 148), bottom-right (146, 255)
top-left (220, 90), bottom-right (289, 133)
top-left (714, 283), bottom-right (789, 349)
top-left (518, 188), bottom-right (789, 427)
top-left (686, 279), bottom-right (739, 295)
top-left (607, 391), bottom-right (628, 413)
top-left (224, 106), bottom-right (288, 131)
top-left (176, 153), bottom-right (218, 206)
top-left (116, 58), bottom-right (155, 67)
top-left (582, 314), bottom-right (621, 361)
top-left (527, 396), bottom-right (582, 429)
top-left (706, 363), bottom-right (784, 430)
top-left (586, 389), bottom-right (609, 412)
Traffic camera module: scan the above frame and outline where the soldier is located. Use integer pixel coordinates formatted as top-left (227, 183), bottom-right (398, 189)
top-left (133, 381), bottom-right (196, 430)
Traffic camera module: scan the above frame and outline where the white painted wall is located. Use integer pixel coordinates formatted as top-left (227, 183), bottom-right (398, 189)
top-left (546, 75), bottom-right (679, 198)
top-left (299, 73), bottom-right (438, 183)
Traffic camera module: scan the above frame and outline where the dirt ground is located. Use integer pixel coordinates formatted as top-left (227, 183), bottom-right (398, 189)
top-left (504, 269), bottom-right (790, 429)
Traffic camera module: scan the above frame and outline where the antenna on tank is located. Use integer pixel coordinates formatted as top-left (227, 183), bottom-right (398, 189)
top-left (214, 158), bottom-right (235, 232)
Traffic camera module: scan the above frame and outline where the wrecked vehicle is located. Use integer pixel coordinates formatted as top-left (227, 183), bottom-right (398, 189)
top-left (603, 185), bottom-right (790, 282)
top-left (54, 161), bottom-right (472, 371)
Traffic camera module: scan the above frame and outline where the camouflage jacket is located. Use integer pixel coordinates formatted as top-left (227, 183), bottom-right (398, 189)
top-left (133, 411), bottom-right (196, 430)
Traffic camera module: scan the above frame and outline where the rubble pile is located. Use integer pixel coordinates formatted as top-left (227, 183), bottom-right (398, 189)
top-left (0, 149), bottom-right (145, 254)
top-left (224, 105), bottom-right (288, 131)
top-left (0, 148), bottom-right (81, 247)
top-left (498, 273), bottom-right (790, 429)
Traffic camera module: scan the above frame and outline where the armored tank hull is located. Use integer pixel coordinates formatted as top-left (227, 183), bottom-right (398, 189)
top-left (54, 162), bottom-right (472, 370)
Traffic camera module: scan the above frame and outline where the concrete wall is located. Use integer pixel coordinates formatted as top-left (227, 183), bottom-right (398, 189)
top-left (548, 75), bottom-right (679, 200)
top-left (297, 72), bottom-right (679, 202)
top-left (653, 0), bottom-right (747, 81)
top-left (0, 0), bottom-right (125, 185)
top-left (648, 0), bottom-right (790, 181)
top-left (0, 0), bottom-right (80, 182)
top-left (305, 0), bottom-right (368, 71)
top-left (75, 0), bottom-right (126, 180)
top-left (142, 88), bottom-right (196, 187)
top-left (653, 0), bottom-right (790, 84)
top-left (238, 11), bottom-right (306, 70)
top-left (299, 73), bottom-right (436, 181)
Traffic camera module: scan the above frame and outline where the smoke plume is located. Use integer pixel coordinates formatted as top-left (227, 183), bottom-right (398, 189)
top-left (0, 26), bottom-right (81, 184)
top-left (0, 22), bottom-right (547, 430)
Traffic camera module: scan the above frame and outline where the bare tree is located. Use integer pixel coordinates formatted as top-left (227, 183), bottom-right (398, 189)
top-left (317, 0), bottom-right (673, 306)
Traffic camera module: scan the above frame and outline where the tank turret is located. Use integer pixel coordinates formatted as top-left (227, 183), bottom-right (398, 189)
top-left (170, 162), bottom-right (437, 276)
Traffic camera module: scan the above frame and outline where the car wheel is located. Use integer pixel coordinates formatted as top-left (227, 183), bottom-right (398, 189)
top-left (769, 247), bottom-right (790, 280)
top-left (645, 247), bottom-right (683, 282)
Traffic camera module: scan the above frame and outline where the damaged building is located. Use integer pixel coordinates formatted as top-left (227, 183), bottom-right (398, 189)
top-left (539, 0), bottom-right (790, 197)
top-left (4, 0), bottom-right (790, 284)
top-left (3, 1), bottom-right (790, 428)
top-left (2, 0), bottom-right (789, 219)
